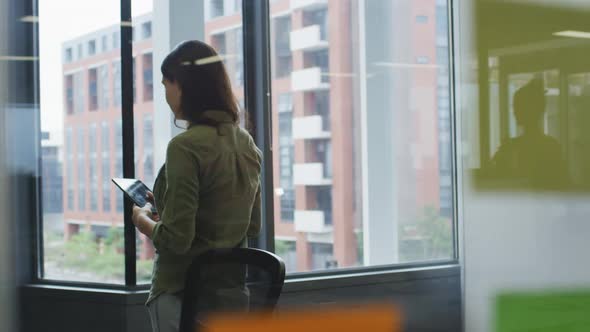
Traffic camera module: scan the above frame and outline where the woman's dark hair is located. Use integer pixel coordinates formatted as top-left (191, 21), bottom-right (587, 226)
top-left (161, 40), bottom-right (240, 127)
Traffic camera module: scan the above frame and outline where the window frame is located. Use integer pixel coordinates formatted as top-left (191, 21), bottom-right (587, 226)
top-left (30, 0), bottom-right (460, 290)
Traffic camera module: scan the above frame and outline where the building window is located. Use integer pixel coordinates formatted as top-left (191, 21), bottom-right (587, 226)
top-left (88, 68), bottom-right (98, 111)
top-left (74, 71), bottom-right (85, 113)
top-left (65, 75), bottom-right (74, 114)
top-left (416, 15), bottom-right (429, 23)
top-left (113, 60), bottom-right (121, 106)
top-left (211, 33), bottom-right (226, 56)
top-left (77, 43), bottom-right (83, 59)
top-left (273, 16), bottom-right (292, 78)
top-left (115, 120), bottom-right (123, 213)
top-left (278, 94), bottom-right (295, 221)
top-left (88, 40), bottom-right (96, 56)
top-left (65, 127), bottom-right (74, 210)
top-left (132, 57), bottom-right (136, 102)
top-left (304, 8), bottom-right (328, 40)
top-left (99, 65), bottom-right (109, 110)
top-left (113, 31), bottom-right (120, 49)
top-left (77, 127), bottom-right (86, 211)
top-left (311, 243), bottom-right (336, 270)
top-left (234, 28), bottom-right (244, 86)
top-left (65, 48), bottom-right (73, 63)
top-left (142, 53), bottom-right (153, 101)
top-left (275, 240), bottom-right (297, 273)
top-left (210, 0), bottom-right (224, 18)
top-left (142, 21), bottom-right (152, 39)
top-left (102, 35), bottom-right (108, 52)
top-left (101, 121), bottom-right (111, 212)
top-left (143, 115), bottom-right (154, 186)
top-left (89, 124), bottom-right (98, 212)
top-left (416, 56), bottom-right (430, 64)
top-left (316, 187), bottom-right (333, 225)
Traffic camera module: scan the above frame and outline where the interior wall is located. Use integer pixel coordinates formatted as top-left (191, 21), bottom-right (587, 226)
top-left (21, 266), bottom-right (461, 332)
top-left (458, 1), bottom-right (590, 331)
top-left (0, 0), bottom-right (17, 329)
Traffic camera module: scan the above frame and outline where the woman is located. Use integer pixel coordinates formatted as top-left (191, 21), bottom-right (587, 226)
top-left (131, 40), bottom-right (262, 332)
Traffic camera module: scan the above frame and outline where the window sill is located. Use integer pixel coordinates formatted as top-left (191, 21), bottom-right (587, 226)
top-left (22, 263), bottom-right (459, 303)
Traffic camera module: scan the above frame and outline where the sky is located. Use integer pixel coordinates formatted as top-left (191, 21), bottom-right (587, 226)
top-left (39, 0), bottom-right (153, 138)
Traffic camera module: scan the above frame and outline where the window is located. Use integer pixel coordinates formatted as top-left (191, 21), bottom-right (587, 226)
top-left (416, 56), bottom-right (430, 64)
top-left (64, 75), bottom-right (74, 114)
top-left (73, 71), bottom-right (85, 113)
top-left (113, 60), bottom-right (122, 106)
top-left (89, 124), bottom-right (98, 212)
top-left (234, 28), bottom-right (244, 86)
top-left (32, 0), bottom-right (454, 286)
top-left (77, 127), bottom-right (86, 211)
top-left (65, 127), bottom-right (74, 211)
top-left (113, 31), bottom-right (120, 49)
top-left (311, 243), bottom-right (335, 270)
top-left (273, 16), bottom-right (292, 78)
top-left (88, 40), bottom-right (96, 56)
top-left (88, 68), bottom-right (98, 111)
top-left (142, 53), bottom-right (153, 101)
top-left (41, 134), bottom-right (63, 214)
top-left (211, 33), bottom-right (226, 56)
top-left (210, 0), bottom-right (224, 18)
top-left (99, 64), bottom-right (109, 109)
top-left (102, 35), bottom-right (108, 52)
top-left (271, 0), bottom-right (454, 272)
top-left (37, 0), bottom-right (126, 284)
top-left (143, 115), bottom-right (154, 186)
top-left (278, 94), bottom-right (295, 222)
top-left (101, 122), bottom-right (111, 213)
top-left (416, 15), bottom-right (429, 23)
top-left (142, 21), bottom-right (152, 39)
top-left (275, 240), bottom-right (297, 272)
top-left (132, 57), bottom-right (136, 102)
top-left (115, 120), bottom-right (123, 213)
top-left (65, 48), bottom-right (72, 63)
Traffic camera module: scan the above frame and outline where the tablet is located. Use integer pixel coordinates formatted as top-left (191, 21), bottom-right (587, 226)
top-left (112, 178), bottom-right (157, 214)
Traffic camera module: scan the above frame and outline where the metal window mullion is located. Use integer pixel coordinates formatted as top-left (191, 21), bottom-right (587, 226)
top-left (242, 0), bottom-right (275, 252)
top-left (120, 0), bottom-right (136, 287)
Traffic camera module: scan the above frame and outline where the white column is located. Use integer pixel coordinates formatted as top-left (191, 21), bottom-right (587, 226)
top-left (152, 0), bottom-right (205, 167)
top-left (360, 0), bottom-right (399, 266)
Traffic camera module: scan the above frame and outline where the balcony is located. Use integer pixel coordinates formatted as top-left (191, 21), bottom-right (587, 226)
top-left (292, 115), bottom-right (330, 140)
top-left (293, 163), bottom-right (332, 186)
top-left (290, 0), bottom-right (328, 11)
top-left (290, 25), bottom-right (328, 52)
top-left (294, 210), bottom-right (332, 233)
top-left (291, 67), bottom-right (330, 92)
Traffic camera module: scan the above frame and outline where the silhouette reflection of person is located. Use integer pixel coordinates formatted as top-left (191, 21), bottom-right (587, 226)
top-left (491, 78), bottom-right (569, 189)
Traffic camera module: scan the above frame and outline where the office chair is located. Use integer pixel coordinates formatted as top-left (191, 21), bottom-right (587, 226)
top-left (179, 248), bottom-right (286, 332)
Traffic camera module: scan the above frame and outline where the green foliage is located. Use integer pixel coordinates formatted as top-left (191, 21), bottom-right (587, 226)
top-left (274, 240), bottom-right (293, 256)
top-left (399, 206), bottom-right (453, 262)
top-left (44, 227), bottom-right (153, 283)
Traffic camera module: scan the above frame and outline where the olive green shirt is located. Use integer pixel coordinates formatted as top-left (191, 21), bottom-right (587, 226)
top-left (147, 110), bottom-right (262, 305)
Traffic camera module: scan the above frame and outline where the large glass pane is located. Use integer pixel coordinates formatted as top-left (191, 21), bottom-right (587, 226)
top-left (132, 0), bottom-right (245, 283)
top-left (39, 0), bottom-right (124, 283)
top-left (270, 0), bottom-right (455, 272)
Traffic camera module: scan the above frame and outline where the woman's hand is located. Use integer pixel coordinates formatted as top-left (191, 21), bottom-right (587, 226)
top-left (132, 203), bottom-right (153, 226)
top-left (132, 203), bottom-right (158, 238)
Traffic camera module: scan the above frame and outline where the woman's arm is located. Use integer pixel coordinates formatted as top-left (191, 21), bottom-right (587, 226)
top-left (150, 138), bottom-right (200, 254)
